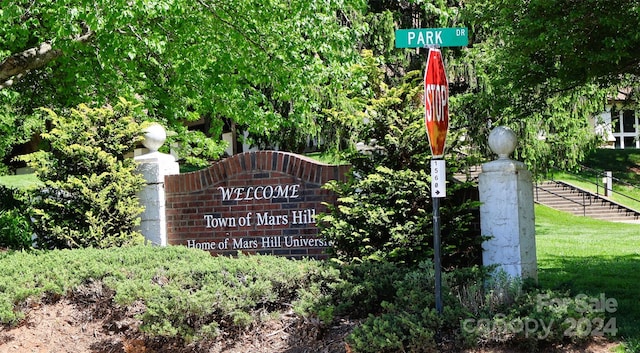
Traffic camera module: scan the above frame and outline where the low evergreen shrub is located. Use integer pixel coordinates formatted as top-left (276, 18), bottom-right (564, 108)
top-left (0, 247), bottom-right (614, 351)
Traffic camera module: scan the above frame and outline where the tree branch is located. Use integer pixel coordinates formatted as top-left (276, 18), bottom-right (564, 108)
top-left (195, 0), bottom-right (269, 54)
top-left (0, 25), bottom-right (94, 90)
top-left (0, 42), bottom-right (62, 89)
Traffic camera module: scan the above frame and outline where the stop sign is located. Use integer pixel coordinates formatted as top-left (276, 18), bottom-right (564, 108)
top-left (424, 48), bottom-right (449, 158)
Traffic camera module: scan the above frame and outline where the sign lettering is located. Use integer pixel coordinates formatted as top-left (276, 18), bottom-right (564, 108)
top-left (218, 184), bottom-right (300, 201)
top-left (395, 28), bottom-right (468, 48)
top-left (425, 84), bottom-right (448, 123)
top-left (424, 48), bottom-right (449, 158)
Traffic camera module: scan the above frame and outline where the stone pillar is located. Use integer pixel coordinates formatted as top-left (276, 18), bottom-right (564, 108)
top-left (135, 123), bottom-right (179, 246)
top-left (479, 126), bottom-right (537, 280)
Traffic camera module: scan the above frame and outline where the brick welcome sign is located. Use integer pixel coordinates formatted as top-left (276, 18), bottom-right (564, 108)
top-left (164, 151), bottom-right (349, 258)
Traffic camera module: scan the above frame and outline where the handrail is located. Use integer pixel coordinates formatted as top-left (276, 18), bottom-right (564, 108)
top-left (535, 180), bottom-right (590, 216)
top-left (575, 165), bottom-right (640, 207)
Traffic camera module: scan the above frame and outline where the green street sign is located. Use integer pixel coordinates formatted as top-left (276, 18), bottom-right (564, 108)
top-left (395, 28), bottom-right (468, 48)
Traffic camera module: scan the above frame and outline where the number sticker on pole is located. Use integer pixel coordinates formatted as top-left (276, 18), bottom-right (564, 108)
top-left (431, 159), bottom-right (446, 198)
top-left (424, 48), bottom-right (449, 159)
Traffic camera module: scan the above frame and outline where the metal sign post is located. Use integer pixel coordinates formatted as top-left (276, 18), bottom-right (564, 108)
top-left (431, 158), bottom-right (446, 313)
top-left (424, 47), bottom-right (449, 315)
top-left (396, 27), bottom-right (467, 315)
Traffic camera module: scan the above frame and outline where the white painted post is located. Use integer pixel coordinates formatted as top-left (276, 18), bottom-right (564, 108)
top-left (134, 123), bottom-right (179, 246)
top-left (478, 126), bottom-right (537, 281)
top-left (605, 171), bottom-right (613, 197)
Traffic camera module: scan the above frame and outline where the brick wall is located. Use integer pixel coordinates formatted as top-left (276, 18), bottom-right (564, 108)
top-left (164, 151), bottom-right (350, 259)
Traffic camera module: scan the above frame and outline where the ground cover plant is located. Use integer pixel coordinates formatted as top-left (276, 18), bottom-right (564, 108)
top-left (0, 243), bottom-right (619, 352)
top-left (0, 246), bottom-right (338, 341)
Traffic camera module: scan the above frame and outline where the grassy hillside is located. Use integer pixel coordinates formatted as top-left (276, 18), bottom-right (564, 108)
top-left (583, 149), bottom-right (640, 185)
top-left (550, 149), bottom-right (640, 211)
top-left (0, 173), bottom-right (41, 189)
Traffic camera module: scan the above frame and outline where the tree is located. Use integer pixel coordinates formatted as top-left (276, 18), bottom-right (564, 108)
top-left (352, 1), bottom-right (640, 172)
top-left (455, 0), bottom-right (640, 171)
top-left (0, 0), bottom-right (366, 168)
top-left (469, 0), bottom-right (640, 91)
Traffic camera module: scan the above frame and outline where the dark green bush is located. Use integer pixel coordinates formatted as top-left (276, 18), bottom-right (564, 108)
top-left (318, 64), bottom-right (481, 267)
top-left (0, 246), bottom-right (614, 350)
top-left (0, 185), bottom-right (33, 249)
top-left (337, 262), bottom-right (610, 353)
top-left (327, 260), bottom-right (408, 318)
top-left (0, 209), bottom-right (32, 249)
top-left (0, 246), bottom-right (336, 341)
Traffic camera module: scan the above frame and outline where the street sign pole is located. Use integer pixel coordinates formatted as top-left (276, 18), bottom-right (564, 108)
top-left (433, 194), bottom-right (442, 313)
top-left (396, 27), bottom-right (466, 316)
top-left (431, 158), bottom-right (445, 314)
top-left (424, 47), bottom-right (449, 315)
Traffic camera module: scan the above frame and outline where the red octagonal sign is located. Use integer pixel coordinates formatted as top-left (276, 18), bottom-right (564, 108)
top-left (424, 48), bottom-right (449, 158)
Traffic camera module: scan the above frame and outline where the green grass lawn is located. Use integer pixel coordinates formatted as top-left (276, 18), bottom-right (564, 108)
top-left (536, 204), bottom-right (640, 349)
top-left (0, 173), bottom-right (41, 189)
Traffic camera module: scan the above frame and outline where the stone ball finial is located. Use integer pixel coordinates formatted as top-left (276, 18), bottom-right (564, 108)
top-left (142, 122), bottom-right (167, 152)
top-left (488, 126), bottom-right (517, 159)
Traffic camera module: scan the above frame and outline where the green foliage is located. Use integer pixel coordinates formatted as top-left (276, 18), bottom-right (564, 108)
top-left (0, 101), bottom-right (45, 173)
top-left (348, 309), bottom-right (438, 353)
top-left (0, 245), bottom-right (622, 350)
top-left (0, 185), bottom-right (33, 249)
top-left (0, 0), bottom-right (367, 164)
top-left (3, 0), bottom-right (634, 173)
top-left (583, 148), bottom-right (640, 185)
top-left (456, 0), bottom-right (624, 172)
top-left (470, 0), bottom-right (640, 90)
top-left (0, 246), bottom-right (334, 342)
top-left (340, 261), bottom-right (611, 353)
top-left (323, 260), bottom-right (408, 319)
top-left (318, 54), bottom-right (481, 266)
top-left (18, 99), bottom-right (146, 249)
top-left (458, 288), bottom-right (608, 349)
top-left (0, 209), bottom-right (32, 250)
top-left (346, 262), bottom-right (439, 352)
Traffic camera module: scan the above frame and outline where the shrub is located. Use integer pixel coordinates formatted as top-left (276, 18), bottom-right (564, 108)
top-left (18, 98), bottom-right (147, 249)
top-left (0, 185), bottom-right (33, 249)
top-left (317, 62), bottom-right (481, 267)
top-left (0, 209), bottom-right (32, 249)
top-left (338, 262), bottom-right (610, 353)
top-left (0, 246), bottom-right (335, 342)
top-left (0, 246), bottom-right (615, 350)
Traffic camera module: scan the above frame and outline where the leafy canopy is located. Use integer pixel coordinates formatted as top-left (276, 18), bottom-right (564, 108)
top-left (0, 0), bottom-right (366, 165)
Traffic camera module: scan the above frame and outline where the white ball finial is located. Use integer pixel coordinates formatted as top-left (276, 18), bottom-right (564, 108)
top-left (142, 123), bottom-right (166, 152)
top-left (488, 126), bottom-right (517, 159)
